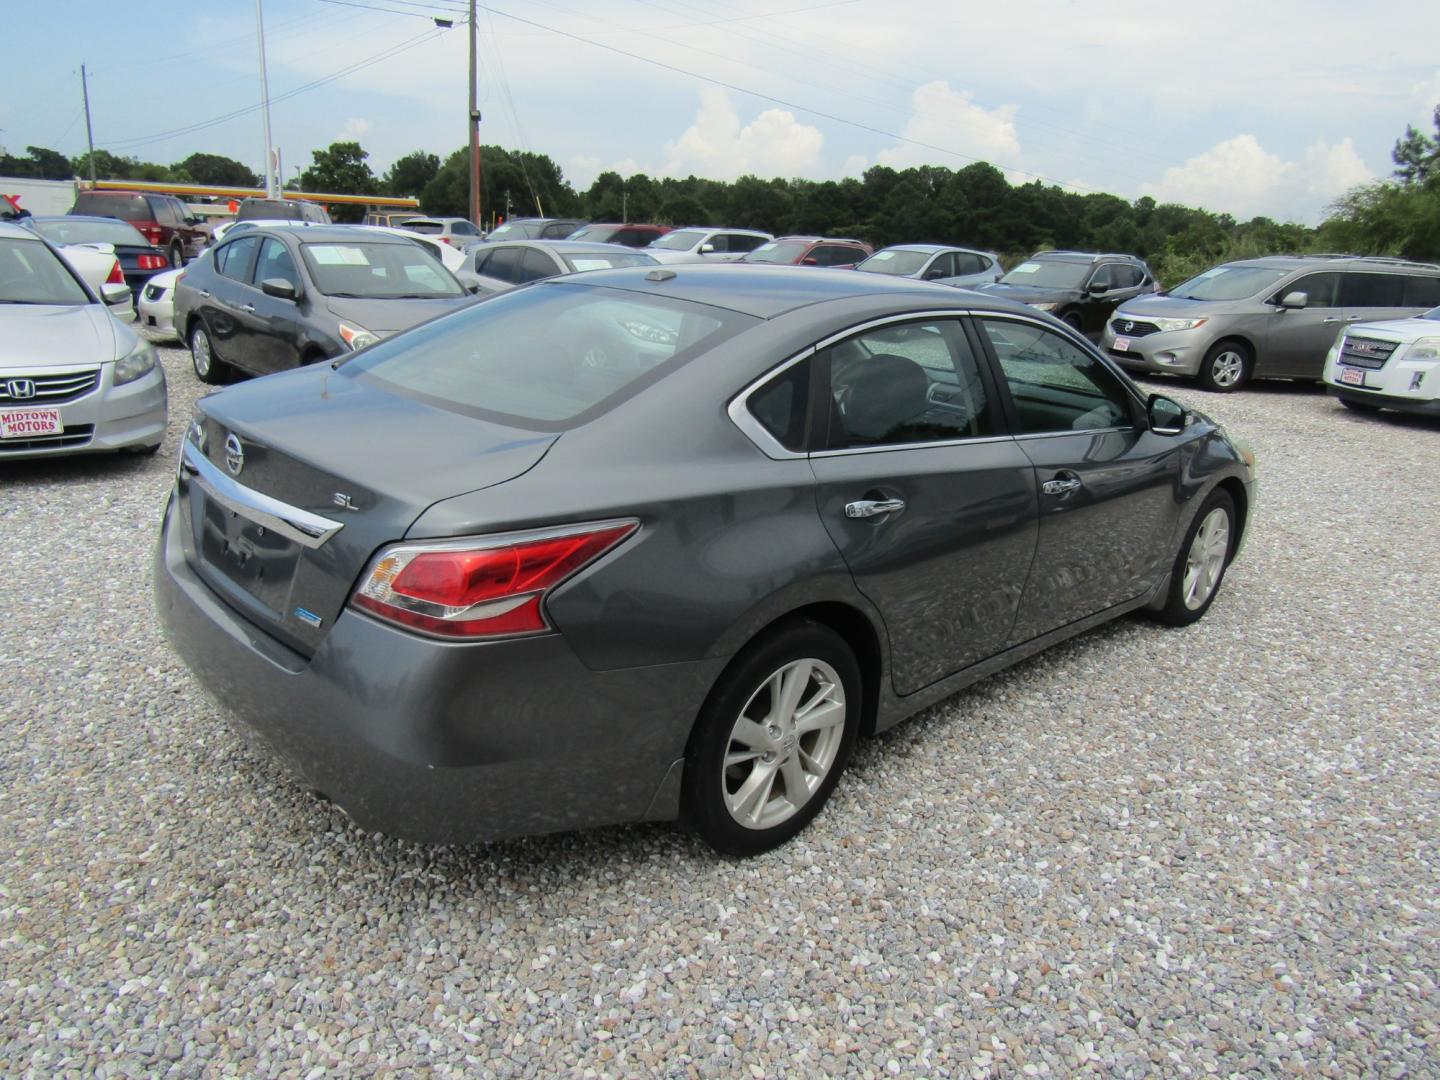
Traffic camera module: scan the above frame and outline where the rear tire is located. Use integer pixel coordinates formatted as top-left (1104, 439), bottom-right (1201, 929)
top-left (189, 323), bottom-right (227, 384)
top-left (169, 242), bottom-right (185, 268)
top-left (683, 620), bottom-right (861, 856)
top-left (1061, 311), bottom-right (1084, 333)
top-left (1149, 489), bottom-right (1236, 627)
top-left (1198, 340), bottom-right (1252, 392)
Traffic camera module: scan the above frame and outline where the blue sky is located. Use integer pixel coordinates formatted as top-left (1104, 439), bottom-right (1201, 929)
top-left (5, 0), bottom-right (1438, 224)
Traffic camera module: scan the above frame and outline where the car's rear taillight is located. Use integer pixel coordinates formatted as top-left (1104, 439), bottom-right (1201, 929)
top-left (106, 259), bottom-right (125, 284)
top-left (137, 254), bottom-right (167, 270)
top-left (350, 520), bottom-right (638, 639)
top-left (440, 235), bottom-right (453, 245)
top-left (140, 224), bottom-right (164, 243)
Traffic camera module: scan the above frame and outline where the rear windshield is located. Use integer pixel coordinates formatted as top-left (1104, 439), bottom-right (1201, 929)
top-left (344, 282), bottom-right (751, 429)
top-left (401, 221), bottom-right (442, 234)
top-left (487, 222), bottom-right (538, 240)
top-left (743, 240), bottom-right (811, 264)
top-left (0, 238), bottom-right (91, 305)
top-left (999, 260), bottom-right (1090, 289)
top-left (560, 251), bottom-right (655, 273)
top-left (649, 229), bottom-right (706, 251)
top-left (1421, 306), bottom-right (1440, 321)
top-left (1168, 265), bottom-right (1290, 301)
top-left (299, 241), bottom-right (463, 298)
top-left (237, 200), bottom-right (304, 221)
top-left (31, 218), bottom-right (148, 248)
top-left (857, 249), bottom-right (929, 276)
top-left (568, 226), bottom-right (618, 242)
top-left (72, 194), bottom-right (149, 222)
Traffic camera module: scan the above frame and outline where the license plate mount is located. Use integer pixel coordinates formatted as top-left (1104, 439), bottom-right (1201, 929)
top-left (0, 407), bottom-right (62, 439)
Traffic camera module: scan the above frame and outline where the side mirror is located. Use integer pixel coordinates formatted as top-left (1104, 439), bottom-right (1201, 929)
top-left (801, 257), bottom-right (819, 266)
top-left (261, 277), bottom-right (298, 301)
top-left (698, 242), bottom-right (716, 254)
top-left (1148, 394), bottom-right (1187, 435)
top-left (101, 282), bottom-right (131, 306)
top-left (1279, 290), bottom-right (1308, 309)
top-left (1088, 281), bottom-right (1110, 295)
top-left (923, 268), bottom-right (946, 280)
top-left (466, 282), bottom-right (482, 294)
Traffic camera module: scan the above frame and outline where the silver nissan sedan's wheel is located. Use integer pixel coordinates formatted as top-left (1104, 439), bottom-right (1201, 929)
top-left (1151, 489), bottom-right (1236, 626)
top-left (685, 621), bottom-right (861, 855)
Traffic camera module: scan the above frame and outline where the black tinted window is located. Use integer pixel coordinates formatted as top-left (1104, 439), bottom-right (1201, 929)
top-left (979, 318), bottom-right (1133, 434)
top-left (1284, 272), bottom-right (1341, 307)
top-left (452, 221), bottom-right (479, 235)
top-left (825, 320), bottom-right (992, 448)
top-left (954, 252), bottom-right (984, 275)
top-left (749, 358), bottom-right (811, 452)
top-left (518, 248), bottom-right (556, 283)
top-left (484, 246), bottom-right (522, 283)
top-left (723, 234), bottom-right (767, 254)
top-left (1113, 264), bottom-right (1144, 288)
top-left (74, 194), bottom-right (148, 222)
top-left (1341, 273), bottom-right (1405, 308)
top-left (1403, 275), bottom-right (1440, 307)
top-left (216, 236), bottom-right (259, 281)
top-left (254, 237), bottom-right (299, 290)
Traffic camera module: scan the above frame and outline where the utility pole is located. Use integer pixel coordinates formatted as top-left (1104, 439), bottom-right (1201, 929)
top-left (256, 0), bottom-right (278, 197)
top-left (468, 0), bottom-right (482, 227)
top-left (80, 65), bottom-right (96, 184)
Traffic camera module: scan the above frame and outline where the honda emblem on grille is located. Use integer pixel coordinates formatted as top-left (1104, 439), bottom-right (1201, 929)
top-left (224, 433), bottom-right (245, 476)
top-left (6, 378), bottom-right (36, 400)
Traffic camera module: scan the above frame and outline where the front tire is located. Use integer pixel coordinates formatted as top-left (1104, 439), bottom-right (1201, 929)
top-left (1061, 311), bottom-right (1084, 333)
top-left (1150, 489), bottom-right (1236, 626)
top-left (169, 242), bottom-right (185, 268)
top-left (189, 323), bottom-right (226, 384)
top-left (1199, 340), bottom-right (1252, 392)
top-left (683, 621), bottom-right (861, 856)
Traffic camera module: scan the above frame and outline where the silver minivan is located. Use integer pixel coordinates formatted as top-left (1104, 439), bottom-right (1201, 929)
top-left (1103, 255), bottom-right (1440, 391)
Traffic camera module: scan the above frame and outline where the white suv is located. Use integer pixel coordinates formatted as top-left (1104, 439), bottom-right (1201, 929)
top-left (645, 227), bottom-right (772, 265)
top-left (1323, 305), bottom-right (1440, 416)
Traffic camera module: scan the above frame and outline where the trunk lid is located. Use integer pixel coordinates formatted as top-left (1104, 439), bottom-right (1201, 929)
top-left (177, 363), bottom-right (556, 656)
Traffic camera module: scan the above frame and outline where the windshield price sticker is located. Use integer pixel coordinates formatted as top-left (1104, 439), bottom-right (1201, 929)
top-left (1, 407), bottom-right (63, 439)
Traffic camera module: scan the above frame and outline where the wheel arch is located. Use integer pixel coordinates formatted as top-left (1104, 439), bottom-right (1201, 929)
top-left (1213, 475), bottom-right (1249, 561)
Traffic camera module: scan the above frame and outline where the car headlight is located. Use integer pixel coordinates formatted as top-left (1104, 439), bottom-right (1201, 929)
top-left (338, 322), bottom-right (380, 351)
top-left (1403, 336), bottom-right (1440, 363)
top-left (1029, 302), bottom-right (1058, 312)
top-left (113, 338), bottom-right (157, 385)
top-left (1147, 316), bottom-right (1207, 332)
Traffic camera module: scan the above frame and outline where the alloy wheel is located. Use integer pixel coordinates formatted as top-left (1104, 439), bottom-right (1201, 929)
top-left (723, 658), bottom-right (847, 830)
top-left (1209, 350), bottom-right (1245, 388)
top-left (1182, 507), bottom-right (1231, 610)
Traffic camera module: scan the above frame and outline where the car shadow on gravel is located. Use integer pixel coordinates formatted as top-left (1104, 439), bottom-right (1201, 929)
top-left (1, 448), bottom-right (164, 484)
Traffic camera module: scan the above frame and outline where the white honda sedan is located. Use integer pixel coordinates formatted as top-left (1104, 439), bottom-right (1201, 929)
top-left (0, 222), bottom-right (167, 459)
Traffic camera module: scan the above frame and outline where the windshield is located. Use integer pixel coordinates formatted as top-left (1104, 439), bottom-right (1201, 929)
top-left (345, 282), bottom-right (749, 429)
top-left (649, 229), bottom-right (706, 251)
top-left (560, 251), bottom-right (655, 273)
top-left (487, 222), bottom-right (538, 240)
top-left (856, 249), bottom-right (929, 276)
top-left (999, 260), bottom-right (1091, 289)
top-left (1168, 265), bottom-right (1291, 301)
top-left (0, 238), bottom-right (91, 305)
top-left (742, 240), bottom-right (811, 264)
top-left (32, 218), bottom-right (149, 248)
top-left (300, 241), bottom-right (464, 298)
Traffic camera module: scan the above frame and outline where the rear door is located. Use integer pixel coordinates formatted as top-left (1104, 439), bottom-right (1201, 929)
top-left (807, 316), bottom-right (1038, 694)
top-left (1263, 271), bottom-right (1344, 376)
top-left (1342, 273), bottom-right (1416, 347)
top-left (973, 315), bottom-right (1182, 643)
top-left (204, 235), bottom-right (261, 369)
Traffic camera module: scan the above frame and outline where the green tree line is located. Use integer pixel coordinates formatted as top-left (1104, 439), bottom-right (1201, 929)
top-left (6, 105), bottom-right (1437, 286)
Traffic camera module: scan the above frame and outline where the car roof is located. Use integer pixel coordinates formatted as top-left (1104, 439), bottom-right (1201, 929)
top-left (35, 214), bottom-right (141, 227)
top-left (1223, 254), bottom-right (1440, 272)
top-left (0, 221), bottom-right (43, 240)
top-left (242, 225), bottom-right (416, 244)
top-left (879, 243), bottom-right (990, 255)
top-left (1030, 250), bottom-right (1143, 264)
top-left (489, 240), bottom-right (657, 255)
top-left (546, 263), bottom-right (1034, 320)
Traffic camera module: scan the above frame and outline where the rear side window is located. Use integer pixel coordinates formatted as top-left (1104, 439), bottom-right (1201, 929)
top-left (517, 248), bottom-right (556, 283)
top-left (216, 236), bottom-right (259, 281)
top-left (722, 234), bottom-right (767, 254)
top-left (1341, 273), bottom-right (1405, 308)
top-left (483, 246), bottom-right (522, 283)
top-left (978, 317), bottom-right (1133, 434)
top-left (748, 358), bottom-right (811, 452)
top-left (954, 252), bottom-right (986, 275)
top-left (1403, 276), bottom-right (1440, 307)
top-left (824, 320), bottom-right (993, 448)
top-left (1112, 264), bottom-right (1144, 288)
top-left (346, 283), bottom-right (749, 429)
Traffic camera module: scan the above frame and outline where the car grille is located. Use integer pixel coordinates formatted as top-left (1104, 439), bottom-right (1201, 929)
top-left (1338, 336), bottom-right (1399, 370)
top-left (1110, 318), bottom-right (1161, 338)
top-left (0, 369), bottom-right (101, 404)
top-left (0, 424), bottom-right (94, 453)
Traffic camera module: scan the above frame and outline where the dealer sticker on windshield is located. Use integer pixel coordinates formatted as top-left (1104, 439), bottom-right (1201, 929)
top-left (1, 407), bottom-right (62, 439)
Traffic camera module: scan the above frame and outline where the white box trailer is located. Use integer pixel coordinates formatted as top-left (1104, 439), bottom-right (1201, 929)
top-left (1, 176), bottom-right (79, 217)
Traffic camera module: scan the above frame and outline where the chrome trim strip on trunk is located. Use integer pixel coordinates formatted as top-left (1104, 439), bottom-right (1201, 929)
top-left (180, 440), bottom-right (344, 550)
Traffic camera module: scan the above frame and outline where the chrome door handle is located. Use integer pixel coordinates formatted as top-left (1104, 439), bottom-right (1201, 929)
top-left (1323, 317), bottom-right (1342, 323)
top-left (1042, 476), bottom-right (1082, 496)
top-left (241, 303), bottom-right (256, 313)
top-left (845, 498), bottom-right (906, 519)
top-left (1345, 315), bottom-right (1363, 321)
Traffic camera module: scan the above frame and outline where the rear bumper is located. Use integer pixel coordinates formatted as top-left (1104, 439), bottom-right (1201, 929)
top-left (153, 493), bottom-right (725, 844)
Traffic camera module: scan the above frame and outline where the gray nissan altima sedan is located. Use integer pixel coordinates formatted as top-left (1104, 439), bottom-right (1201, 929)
top-left (154, 265), bottom-right (1255, 855)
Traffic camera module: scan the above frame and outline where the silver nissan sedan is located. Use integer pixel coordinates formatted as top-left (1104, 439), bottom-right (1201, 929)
top-left (0, 221), bottom-right (167, 459)
top-left (155, 265), bottom-right (1254, 855)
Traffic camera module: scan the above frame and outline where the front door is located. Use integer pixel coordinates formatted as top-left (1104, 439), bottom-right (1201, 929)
top-left (237, 237), bottom-right (305, 374)
top-left (1263, 271), bottom-right (1345, 377)
top-left (973, 315), bottom-right (1183, 643)
top-left (808, 317), bottom-right (1038, 695)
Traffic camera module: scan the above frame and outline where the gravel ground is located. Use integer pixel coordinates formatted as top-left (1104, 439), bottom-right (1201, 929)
top-left (1, 341), bottom-right (1437, 1078)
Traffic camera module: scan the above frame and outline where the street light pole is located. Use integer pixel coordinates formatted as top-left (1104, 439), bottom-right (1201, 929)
top-left (80, 64), bottom-right (97, 185)
top-left (256, 0), bottom-right (278, 197)
top-left (468, 0), bottom-right (482, 227)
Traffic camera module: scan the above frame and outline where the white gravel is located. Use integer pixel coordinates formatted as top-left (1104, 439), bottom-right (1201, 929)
top-left (1, 343), bottom-right (1436, 1077)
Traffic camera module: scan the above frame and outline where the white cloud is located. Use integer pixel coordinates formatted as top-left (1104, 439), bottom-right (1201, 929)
top-left (875, 81), bottom-right (1020, 171)
top-left (1141, 134), bottom-right (1372, 224)
top-left (339, 118), bottom-right (373, 142)
top-left (657, 88), bottom-right (824, 181)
